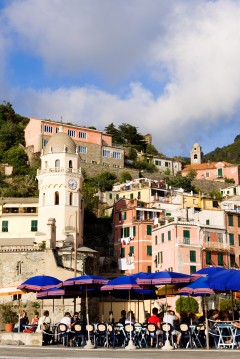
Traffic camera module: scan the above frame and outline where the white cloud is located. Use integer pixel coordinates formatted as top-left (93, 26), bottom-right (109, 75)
top-left (2, 0), bottom-right (240, 156)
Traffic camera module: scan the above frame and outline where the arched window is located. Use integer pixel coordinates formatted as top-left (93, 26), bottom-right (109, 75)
top-left (194, 154), bottom-right (198, 159)
top-left (55, 191), bottom-right (59, 205)
top-left (69, 160), bottom-right (73, 172)
top-left (43, 193), bottom-right (45, 206)
top-left (55, 159), bottom-right (60, 168)
top-left (69, 192), bottom-right (73, 206)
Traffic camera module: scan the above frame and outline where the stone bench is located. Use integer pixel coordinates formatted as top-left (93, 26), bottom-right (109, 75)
top-left (0, 332), bottom-right (43, 346)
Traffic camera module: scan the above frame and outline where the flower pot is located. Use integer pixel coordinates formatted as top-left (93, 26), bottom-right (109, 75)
top-left (5, 323), bottom-right (14, 332)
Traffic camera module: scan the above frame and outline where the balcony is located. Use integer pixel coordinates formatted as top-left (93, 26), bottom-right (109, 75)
top-left (37, 167), bottom-right (81, 175)
top-left (202, 240), bottom-right (230, 251)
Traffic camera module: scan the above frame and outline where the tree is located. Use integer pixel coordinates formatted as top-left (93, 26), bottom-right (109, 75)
top-left (96, 172), bottom-right (117, 191)
top-left (104, 123), bottom-right (122, 144)
top-left (120, 171), bottom-right (132, 183)
top-left (4, 146), bottom-right (29, 175)
top-left (146, 143), bottom-right (159, 156)
top-left (175, 297), bottom-right (199, 314)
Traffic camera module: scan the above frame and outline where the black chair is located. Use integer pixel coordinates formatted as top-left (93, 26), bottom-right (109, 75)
top-left (146, 323), bottom-right (161, 348)
top-left (85, 323), bottom-right (95, 345)
top-left (73, 322), bottom-right (86, 347)
top-left (124, 323), bottom-right (135, 347)
top-left (179, 323), bottom-right (191, 348)
top-left (57, 323), bottom-right (69, 346)
top-left (161, 322), bottom-right (175, 347)
top-left (134, 322), bottom-right (147, 348)
top-left (112, 322), bottom-right (125, 348)
top-left (95, 322), bottom-right (108, 347)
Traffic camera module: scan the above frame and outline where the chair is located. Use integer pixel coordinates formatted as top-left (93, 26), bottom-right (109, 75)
top-left (72, 322), bottom-right (85, 347)
top-left (179, 323), bottom-right (191, 348)
top-left (85, 323), bottom-right (95, 345)
top-left (95, 322), bottom-right (108, 347)
top-left (134, 322), bottom-right (147, 348)
top-left (161, 322), bottom-right (175, 347)
top-left (57, 323), bottom-right (69, 346)
top-left (112, 322), bottom-right (125, 348)
top-left (146, 323), bottom-right (160, 348)
top-left (124, 323), bottom-right (135, 347)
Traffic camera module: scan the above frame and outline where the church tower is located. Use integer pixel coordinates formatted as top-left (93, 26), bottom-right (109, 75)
top-left (190, 143), bottom-right (203, 165)
top-left (36, 127), bottom-right (83, 248)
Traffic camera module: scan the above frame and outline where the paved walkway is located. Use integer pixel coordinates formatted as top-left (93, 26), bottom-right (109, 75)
top-left (0, 346), bottom-right (240, 359)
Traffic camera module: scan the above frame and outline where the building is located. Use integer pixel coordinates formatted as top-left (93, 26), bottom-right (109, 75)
top-left (113, 198), bottom-right (164, 274)
top-left (190, 143), bottom-right (203, 165)
top-left (24, 118), bottom-right (124, 169)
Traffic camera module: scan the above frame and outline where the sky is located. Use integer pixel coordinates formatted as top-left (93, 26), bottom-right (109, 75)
top-left (1, 0), bottom-right (240, 157)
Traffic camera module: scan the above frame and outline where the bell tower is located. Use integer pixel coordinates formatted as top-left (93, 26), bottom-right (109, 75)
top-left (36, 127), bottom-right (83, 248)
top-left (190, 143), bottom-right (203, 165)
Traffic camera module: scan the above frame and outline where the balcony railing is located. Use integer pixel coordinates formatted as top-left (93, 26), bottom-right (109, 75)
top-left (202, 240), bottom-right (230, 251)
top-left (37, 167), bottom-right (81, 175)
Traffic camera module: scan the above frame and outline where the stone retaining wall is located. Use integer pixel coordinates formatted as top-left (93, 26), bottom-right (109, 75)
top-left (0, 332), bottom-right (42, 346)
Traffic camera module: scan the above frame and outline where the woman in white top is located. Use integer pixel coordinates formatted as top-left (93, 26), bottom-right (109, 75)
top-left (36, 310), bottom-right (51, 345)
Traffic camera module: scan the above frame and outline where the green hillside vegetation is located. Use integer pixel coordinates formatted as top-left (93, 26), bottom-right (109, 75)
top-left (204, 135), bottom-right (240, 163)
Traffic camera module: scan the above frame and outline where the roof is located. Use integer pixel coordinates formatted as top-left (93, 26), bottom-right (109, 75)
top-left (43, 128), bottom-right (76, 155)
top-left (182, 161), bottom-right (236, 172)
top-left (0, 238), bottom-right (35, 246)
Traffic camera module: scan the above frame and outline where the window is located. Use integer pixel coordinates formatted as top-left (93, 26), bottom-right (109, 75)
top-left (183, 230), bottom-right (190, 244)
top-left (55, 191), bottom-right (59, 205)
top-left (132, 226), bottom-right (136, 237)
top-left (43, 139), bottom-right (48, 146)
top-left (31, 220), bottom-right (38, 232)
top-left (56, 127), bottom-right (59, 133)
top-left (206, 219), bottom-right (210, 225)
top-left (218, 233), bottom-right (223, 244)
top-left (44, 125), bottom-right (53, 133)
top-left (2, 220), bottom-right (8, 232)
top-left (161, 233), bottom-right (164, 243)
top-left (129, 246), bottom-right (134, 255)
top-left (218, 253), bottom-right (223, 266)
top-left (130, 193), bottom-right (134, 200)
top-left (230, 254), bottom-right (235, 268)
top-left (112, 152), bottom-right (121, 159)
top-left (165, 162), bottom-right (169, 167)
top-left (158, 251), bottom-right (163, 264)
top-left (190, 250), bottom-right (196, 262)
top-left (138, 192), bottom-right (141, 199)
top-left (218, 168), bottom-right (223, 177)
top-left (122, 212), bottom-right (127, 220)
top-left (69, 192), bottom-right (73, 206)
top-left (120, 248), bottom-right (125, 258)
top-left (121, 227), bottom-right (130, 237)
top-left (229, 233), bottom-right (234, 245)
top-left (109, 193), bottom-right (112, 200)
top-left (155, 235), bottom-right (158, 245)
top-left (55, 159), bottom-right (60, 168)
top-left (68, 129), bottom-right (76, 137)
top-left (79, 131), bottom-right (87, 139)
top-left (213, 201), bottom-right (218, 208)
top-left (147, 266), bottom-right (151, 273)
top-left (238, 216), bottom-right (240, 227)
top-left (78, 146), bottom-right (87, 153)
top-left (147, 246), bottom-right (152, 256)
top-left (155, 160), bottom-right (161, 166)
top-left (147, 225), bottom-right (152, 235)
top-left (168, 231), bottom-right (171, 241)
top-left (206, 252), bottom-right (211, 265)
top-left (206, 172), bottom-right (209, 178)
top-left (116, 194), bottom-right (119, 200)
top-left (239, 234), bottom-right (240, 246)
top-left (190, 266), bottom-right (196, 274)
top-left (69, 160), bottom-right (73, 170)
top-left (103, 150), bottom-right (110, 157)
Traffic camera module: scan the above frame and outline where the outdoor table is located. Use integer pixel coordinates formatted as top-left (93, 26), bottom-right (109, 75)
top-left (214, 323), bottom-right (237, 349)
top-left (189, 325), bottom-right (203, 348)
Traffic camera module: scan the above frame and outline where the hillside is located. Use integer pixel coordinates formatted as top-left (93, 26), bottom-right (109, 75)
top-left (204, 135), bottom-right (240, 164)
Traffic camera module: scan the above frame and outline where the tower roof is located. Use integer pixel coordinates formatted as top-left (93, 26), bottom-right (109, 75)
top-left (43, 130), bottom-right (76, 155)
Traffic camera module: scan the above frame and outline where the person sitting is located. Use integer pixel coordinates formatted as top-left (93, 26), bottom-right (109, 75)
top-left (163, 310), bottom-right (181, 347)
top-left (20, 310), bottom-right (29, 331)
top-left (125, 310), bottom-right (135, 324)
top-left (59, 312), bottom-right (72, 346)
top-left (148, 307), bottom-right (162, 347)
top-left (31, 311), bottom-right (39, 325)
top-left (119, 310), bottom-right (126, 325)
top-left (36, 310), bottom-right (51, 345)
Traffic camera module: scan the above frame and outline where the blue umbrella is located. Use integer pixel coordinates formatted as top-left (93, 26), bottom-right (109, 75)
top-left (18, 275), bottom-right (61, 292)
top-left (178, 277), bottom-right (214, 296)
top-left (137, 271), bottom-right (192, 285)
top-left (193, 267), bottom-right (227, 278)
top-left (208, 269), bottom-right (240, 291)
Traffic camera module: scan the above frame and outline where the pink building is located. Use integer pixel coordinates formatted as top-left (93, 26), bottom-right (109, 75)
top-left (24, 118), bottom-right (124, 168)
top-left (181, 161), bottom-right (240, 184)
top-left (113, 198), bottom-right (163, 274)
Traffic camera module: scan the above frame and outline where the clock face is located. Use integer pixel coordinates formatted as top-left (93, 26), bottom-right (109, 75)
top-left (68, 179), bottom-right (77, 190)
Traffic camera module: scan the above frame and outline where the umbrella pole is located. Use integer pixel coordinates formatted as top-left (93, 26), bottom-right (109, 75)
top-left (84, 285), bottom-right (94, 349)
top-left (162, 284), bottom-right (173, 351)
top-left (204, 295), bottom-right (209, 350)
top-left (125, 289), bottom-right (136, 350)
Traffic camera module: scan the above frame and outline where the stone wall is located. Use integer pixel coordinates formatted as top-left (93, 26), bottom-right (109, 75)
top-left (80, 162), bottom-right (140, 179)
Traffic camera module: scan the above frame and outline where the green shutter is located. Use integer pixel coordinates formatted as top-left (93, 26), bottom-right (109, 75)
top-left (218, 253), bottom-right (223, 266)
top-left (190, 266), bottom-right (196, 274)
top-left (133, 226), bottom-right (136, 237)
top-left (121, 228), bottom-right (124, 237)
top-left (123, 212), bottom-right (127, 220)
top-left (109, 193), bottom-right (112, 199)
top-left (147, 266), bottom-right (151, 273)
top-left (129, 246), bottom-right (134, 254)
top-left (31, 220), bottom-right (38, 232)
top-left (183, 230), bottom-right (190, 244)
top-left (116, 194), bottom-right (119, 200)
top-left (229, 233), bottom-right (234, 245)
top-left (120, 248), bottom-right (125, 258)
top-left (147, 246), bottom-right (152, 256)
top-left (228, 215), bottom-right (233, 226)
top-left (218, 168), bottom-right (223, 177)
top-left (238, 216), bottom-right (240, 227)
top-left (168, 231), bottom-right (171, 241)
top-left (124, 227), bottom-right (130, 237)
top-left (2, 220), bottom-right (8, 232)
top-left (230, 254), bottom-right (235, 267)
top-left (130, 193), bottom-right (134, 200)
top-left (190, 250), bottom-right (196, 262)
top-left (161, 233), bottom-right (164, 243)
top-left (206, 252), bottom-right (211, 265)
top-left (147, 225), bottom-right (152, 235)
top-left (138, 192), bottom-right (141, 199)
top-left (206, 219), bottom-right (210, 225)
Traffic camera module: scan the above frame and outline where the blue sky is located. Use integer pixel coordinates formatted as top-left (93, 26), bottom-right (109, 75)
top-left (1, 0), bottom-right (240, 157)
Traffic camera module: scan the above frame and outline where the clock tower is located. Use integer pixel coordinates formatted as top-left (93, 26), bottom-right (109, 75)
top-left (36, 127), bottom-right (83, 248)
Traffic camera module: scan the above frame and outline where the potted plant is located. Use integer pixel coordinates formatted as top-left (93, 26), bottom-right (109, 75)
top-left (0, 304), bottom-right (19, 332)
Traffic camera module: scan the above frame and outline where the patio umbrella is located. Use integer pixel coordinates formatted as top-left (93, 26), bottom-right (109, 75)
top-left (178, 276), bottom-right (214, 350)
top-left (137, 271), bottom-right (192, 350)
top-left (208, 269), bottom-right (240, 291)
top-left (193, 267), bottom-right (227, 278)
top-left (59, 275), bottom-right (109, 349)
top-left (18, 275), bottom-right (61, 291)
top-left (101, 272), bottom-right (152, 350)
